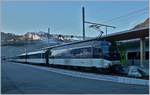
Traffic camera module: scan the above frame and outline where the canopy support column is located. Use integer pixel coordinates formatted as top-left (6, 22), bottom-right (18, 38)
top-left (140, 37), bottom-right (145, 67)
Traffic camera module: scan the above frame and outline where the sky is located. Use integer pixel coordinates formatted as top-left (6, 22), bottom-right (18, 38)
top-left (1, 1), bottom-right (149, 37)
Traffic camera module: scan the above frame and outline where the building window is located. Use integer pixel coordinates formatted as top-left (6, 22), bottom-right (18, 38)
top-left (128, 52), bottom-right (149, 60)
top-left (145, 51), bottom-right (149, 60)
top-left (128, 52), bottom-right (140, 59)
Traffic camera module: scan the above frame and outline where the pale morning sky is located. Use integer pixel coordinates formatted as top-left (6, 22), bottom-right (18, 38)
top-left (2, 0), bottom-right (149, 37)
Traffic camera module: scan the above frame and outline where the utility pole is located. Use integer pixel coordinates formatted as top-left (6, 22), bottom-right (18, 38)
top-left (48, 27), bottom-right (50, 46)
top-left (82, 7), bottom-right (85, 40)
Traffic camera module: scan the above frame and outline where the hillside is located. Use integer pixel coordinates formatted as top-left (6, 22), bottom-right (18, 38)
top-left (1, 18), bottom-right (149, 46)
top-left (1, 32), bottom-right (68, 46)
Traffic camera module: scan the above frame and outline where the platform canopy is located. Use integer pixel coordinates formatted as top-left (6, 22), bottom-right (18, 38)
top-left (102, 26), bottom-right (149, 67)
top-left (102, 27), bottom-right (149, 41)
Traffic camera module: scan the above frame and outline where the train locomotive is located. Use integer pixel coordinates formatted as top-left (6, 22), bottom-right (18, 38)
top-left (10, 38), bottom-right (120, 70)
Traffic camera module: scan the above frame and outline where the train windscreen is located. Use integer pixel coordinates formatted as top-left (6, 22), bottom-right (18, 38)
top-left (99, 41), bottom-right (120, 60)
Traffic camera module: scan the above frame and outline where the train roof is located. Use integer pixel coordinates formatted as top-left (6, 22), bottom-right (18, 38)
top-left (20, 50), bottom-right (45, 56)
top-left (42, 37), bottom-right (105, 50)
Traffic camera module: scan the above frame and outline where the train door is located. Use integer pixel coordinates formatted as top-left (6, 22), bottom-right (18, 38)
top-left (93, 47), bottom-right (104, 67)
top-left (45, 49), bottom-right (51, 65)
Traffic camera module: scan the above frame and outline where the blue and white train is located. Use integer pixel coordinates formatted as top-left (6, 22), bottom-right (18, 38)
top-left (10, 38), bottom-right (120, 69)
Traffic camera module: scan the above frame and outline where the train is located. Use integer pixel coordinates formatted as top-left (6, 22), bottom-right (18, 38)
top-left (10, 38), bottom-right (120, 70)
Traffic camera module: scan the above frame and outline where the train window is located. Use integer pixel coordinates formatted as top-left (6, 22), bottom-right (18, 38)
top-left (102, 46), bottom-right (109, 55)
top-left (19, 55), bottom-right (25, 59)
top-left (50, 49), bottom-right (70, 58)
top-left (93, 48), bottom-right (103, 58)
top-left (40, 53), bottom-right (45, 58)
top-left (28, 54), bottom-right (41, 58)
top-left (107, 44), bottom-right (120, 60)
top-left (100, 41), bottom-right (110, 46)
top-left (41, 53), bottom-right (44, 58)
top-left (70, 47), bottom-right (92, 58)
top-left (50, 47), bottom-right (93, 58)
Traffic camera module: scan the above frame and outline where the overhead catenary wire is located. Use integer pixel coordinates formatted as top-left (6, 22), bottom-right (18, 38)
top-left (103, 7), bottom-right (149, 23)
top-left (86, 7), bottom-right (148, 36)
top-left (110, 11), bottom-right (148, 26)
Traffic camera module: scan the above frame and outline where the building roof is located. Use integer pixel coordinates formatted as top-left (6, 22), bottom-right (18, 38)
top-left (102, 27), bottom-right (149, 41)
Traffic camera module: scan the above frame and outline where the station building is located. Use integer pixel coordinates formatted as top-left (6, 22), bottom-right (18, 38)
top-left (102, 27), bottom-right (149, 68)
